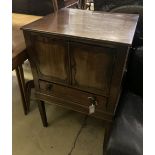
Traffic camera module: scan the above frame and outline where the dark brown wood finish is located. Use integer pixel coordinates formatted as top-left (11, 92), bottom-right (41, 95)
top-left (22, 8), bottom-right (138, 119)
top-left (38, 101), bottom-right (48, 127)
top-left (22, 9), bottom-right (138, 154)
top-left (12, 49), bottom-right (27, 70)
top-left (70, 42), bottom-right (116, 96)
top-left (22, 8), bottom-right (138, 45)
top-left (39, 80), bottom-right (108, 112)
top-left (30, 35), bottom-right (70, 84)
top-left (103, 121), bottom-right (113, 155)
top-left (15, 65), bottom-right (28, 115)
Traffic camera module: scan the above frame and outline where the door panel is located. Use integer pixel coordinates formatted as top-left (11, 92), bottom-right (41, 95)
top-left (30, 34), bottom-right (70, 84)
top-left (70, 42), bottom-right (116, 96)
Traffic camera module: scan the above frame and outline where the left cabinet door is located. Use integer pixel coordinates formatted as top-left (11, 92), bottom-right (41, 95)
top-left (25, 33), bottom-right (70, 85)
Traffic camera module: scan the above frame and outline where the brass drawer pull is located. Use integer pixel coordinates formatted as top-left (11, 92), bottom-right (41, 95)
top-left (88, 96), bottom-right (98, 106)
top-left (46, 84), bottom-right (53, 91)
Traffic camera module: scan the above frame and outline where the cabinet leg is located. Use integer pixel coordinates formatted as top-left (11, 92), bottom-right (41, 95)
top-left (15, 65), bottom-right (28, 115)
top-left (103, 122), bottom-right (113, 155)
top-left (25, 80), bottom-right (34, 112)
top-left (38, 101), bottom-right (48, 127)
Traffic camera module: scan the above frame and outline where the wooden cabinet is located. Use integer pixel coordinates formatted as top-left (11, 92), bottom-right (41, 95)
top-left (22, 8), bottom-right (138, 123)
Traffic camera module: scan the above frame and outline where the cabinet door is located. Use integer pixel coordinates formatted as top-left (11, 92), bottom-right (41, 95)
top-left (29, 34), bottom-right (70, 84)
top-left (70, 42), bottom-right (116, 96)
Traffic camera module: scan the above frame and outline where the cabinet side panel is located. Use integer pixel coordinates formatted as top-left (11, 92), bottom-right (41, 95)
top-left (108, 46), bottom-right (129, 113)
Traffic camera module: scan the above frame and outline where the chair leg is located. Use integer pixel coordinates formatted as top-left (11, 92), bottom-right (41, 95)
top-left (103, 122), bottom-right (113, 155)
top-left (38, 101), bottom-right (48, 127)
top-left (15, 65), bottom-right (28, 115)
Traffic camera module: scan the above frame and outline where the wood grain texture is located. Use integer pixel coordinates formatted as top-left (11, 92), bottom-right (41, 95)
top-left (39, 80), bottom-right (107, 112)
top-left (21, 8), bottom-right (139, 45)
top-left (31, 35), bottom-right (69, 83)
top-left (70, 42), bottom-right (116, 96)
top-left (35, 91), bottom-right (113, 122)
top-left (22, 8), bottom-right (138, 126)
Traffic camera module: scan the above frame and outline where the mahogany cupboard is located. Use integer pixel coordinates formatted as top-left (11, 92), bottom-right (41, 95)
top-left (22, 9), bottom-right (138, 134)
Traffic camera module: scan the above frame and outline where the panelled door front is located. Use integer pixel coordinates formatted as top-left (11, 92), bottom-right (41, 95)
top-left (29, 34), bottom-right (70, 85)
top-left (70, 42), bottom-right (116, 96)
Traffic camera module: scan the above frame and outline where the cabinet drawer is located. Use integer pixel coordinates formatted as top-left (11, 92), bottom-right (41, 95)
top-left (39, 80), bottom-right (107, 112)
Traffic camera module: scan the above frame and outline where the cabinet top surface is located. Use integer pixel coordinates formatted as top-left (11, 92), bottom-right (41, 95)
top-left (22, 8), bottom-right (139, 45)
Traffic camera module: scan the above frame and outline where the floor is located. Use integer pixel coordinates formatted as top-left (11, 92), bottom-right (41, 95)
top-left (12, 62), bottom-right (105, 155)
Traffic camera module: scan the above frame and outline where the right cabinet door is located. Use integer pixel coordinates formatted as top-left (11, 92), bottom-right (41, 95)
top-left (70, 42), bottom-right (116, 96)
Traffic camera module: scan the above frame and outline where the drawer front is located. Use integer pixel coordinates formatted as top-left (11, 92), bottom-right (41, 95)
top-left (39, 80), bottom-right (108, 112)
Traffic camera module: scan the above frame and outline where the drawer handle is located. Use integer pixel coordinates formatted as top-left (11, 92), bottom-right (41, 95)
top-left (46, 84), bottom-right (53, 91)
top-left (88, 96), bottom-right (98, 106)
